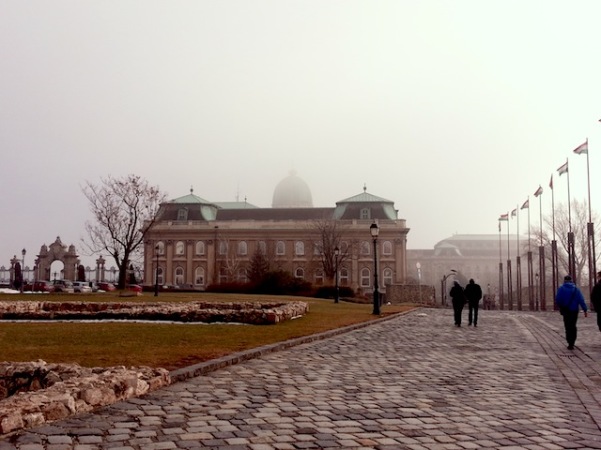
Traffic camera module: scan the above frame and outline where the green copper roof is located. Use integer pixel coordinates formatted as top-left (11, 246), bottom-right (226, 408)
top-left (170, 193), bottom-right (211, 204)
top-left (337, 191), bottom-right (393, 204)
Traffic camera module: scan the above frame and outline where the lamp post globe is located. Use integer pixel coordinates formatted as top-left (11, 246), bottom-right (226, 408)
top-left (370, 223), bottom-right (380, 315)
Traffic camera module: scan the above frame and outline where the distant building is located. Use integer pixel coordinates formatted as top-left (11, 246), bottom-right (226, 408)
top-left (407, 234), bottom-right (519, 305)
top-left (143, 173), bottom-right (410, 294)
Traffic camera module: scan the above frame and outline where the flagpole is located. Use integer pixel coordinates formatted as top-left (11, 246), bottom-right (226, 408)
top-left (536, 188), bottom-right (546, 311)
top-left (507, 211), bottom-right (512, 311)
top-left (516, 205), bottom-right (522, 311)
top-left (565, 157), bottom-right (576, 279)
top-left (584, 138), bottom-right (596, 299)
top-left (525, 197), bottom-right (534, 310)
top-left (498, 219), bottom-right (504, 310)
top-left (551, 174), bottom-right (559, 309)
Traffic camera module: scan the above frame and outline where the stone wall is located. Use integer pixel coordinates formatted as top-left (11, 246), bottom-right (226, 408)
top-left (0, 360), bottom-right (170, 435)
top-left (0, 300), bottom-right (309, 324)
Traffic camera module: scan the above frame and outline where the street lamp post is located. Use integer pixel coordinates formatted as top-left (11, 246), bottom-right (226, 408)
top-left (535, 273), bottom-right (539, 311)
top-left (20, 248), bottom-right (26, 293)
top-left (440, 270), bottom-right (457, 306)
top-left (370, 223), bottom-right (380, 315)
top-left (154, 245), bottom-right (160, 297)
top-left (416, 262), bottom-right (422, 304)
top-left (334, 246), bottom-right (340, 303)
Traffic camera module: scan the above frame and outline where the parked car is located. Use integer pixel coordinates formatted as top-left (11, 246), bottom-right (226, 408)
top-left (126, 284), bottom-right (143, 293)
top-left (96, 282), bottom-right (116, 292)
top-left (33, 280), bottom-right (53, 292)
top-left (52, 280), bottom-right (74, 293)
top-left (72, 281), bottom-right (92, 293)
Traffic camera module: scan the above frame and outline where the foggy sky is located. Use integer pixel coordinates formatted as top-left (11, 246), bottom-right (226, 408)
top-left (2, 1), bottom-right (601, 271)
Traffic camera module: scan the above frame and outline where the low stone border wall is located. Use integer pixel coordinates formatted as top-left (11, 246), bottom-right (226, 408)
top-left (0, 360), bottom-right (170, 435)
top-left (0, 300), bottom-right (309, 325)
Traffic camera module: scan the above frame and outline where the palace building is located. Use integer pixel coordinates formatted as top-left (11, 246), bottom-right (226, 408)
top-left (143, 172), bottom-right (410, 294)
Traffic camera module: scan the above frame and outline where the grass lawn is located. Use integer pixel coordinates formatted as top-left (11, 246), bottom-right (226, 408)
top-left (0, 292), bottom-right (414, 370)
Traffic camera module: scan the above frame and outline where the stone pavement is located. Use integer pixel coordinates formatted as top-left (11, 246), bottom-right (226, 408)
top-left (2, 308), bottom-right (601, 450)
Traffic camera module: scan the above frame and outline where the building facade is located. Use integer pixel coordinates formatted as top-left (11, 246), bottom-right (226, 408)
top-left (143, 173), bottom-right (410, 294)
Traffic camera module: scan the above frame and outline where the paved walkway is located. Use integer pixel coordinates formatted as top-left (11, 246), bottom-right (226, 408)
top-left (2, 308), bottom-right (601, 450)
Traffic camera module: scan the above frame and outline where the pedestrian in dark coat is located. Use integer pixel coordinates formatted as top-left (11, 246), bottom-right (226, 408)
top-left (449, 281), bottom-right (465, 327)
top-left (555, 275), bottom-right (588, 350)
top-left (590, 271), bottom-right (601, 332)
top-left (464, 279), bottom-right (483, 327)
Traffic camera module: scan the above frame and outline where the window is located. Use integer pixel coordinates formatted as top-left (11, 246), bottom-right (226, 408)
top-left (238, 241), bottom-right (248, 256)
top-left (360, 208), bottom-right (370, 220)
top-left (219, 241), bottom-right (228, 255)
top-left (236, 268), bottom-right (247, 283)
top-left (315, 269), bottom-right (324, 286)
top-left (383, 268), bottom-right (393, 287)
top-left (313, 242), bottom-right (323, 255)
top-left (194, 267), bottom-right (205, 286)
top-left (156, 267), bottom-right (164, 285)
top-left (177, 208), bottom-right (188, 221)
top-left (276, 241), bottom-right (286, 255)
top-left (219, 267), bottom-right (228, 283)
top-left (195, 241), bottom-right (205, 255)
top-left (340, 267), bottom-right (349, 286)
top-left (383, 241), bottom-right (393, 255)
top-left (156, 241), bottom-right (165, 255)
top-left (360, 268), bottom-right (371, 287)
top-left (295, 241), bottom-right (304, 256)
top-left (175, 241), bottom-right (185, 255)
top-left (360, 241), bottom-right (370, 255)
top-left (258, 241), bottom-right (267, 254)
top-left (174, 267), bottom-right (184, 285)
top-left (340, 241), bottom-right (349, 254)
top-left (295, 267), bottom-right (305, 279)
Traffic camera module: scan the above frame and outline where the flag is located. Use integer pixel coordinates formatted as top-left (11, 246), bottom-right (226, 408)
top-left (534, 185), bottom-right (543, 197)
top-left (573, 141), bottom-right (588, 155)
top-left (549, 174), bottom-right (553, 190)
top-left (521, 199), bottom-right (529, 209)
top-left (511, 209), bottom-right (517, 217)
top-left (557, 161), bottom-right (568, 176)
top-left (498, 221), bottom-right (501, 232)
top-left (499, 213), bottom-right (509, 221)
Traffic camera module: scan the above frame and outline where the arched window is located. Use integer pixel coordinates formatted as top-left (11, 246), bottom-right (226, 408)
top-left (383, 241), bottom-right (393, 255)
top-left (156, 241), bottom-right (165, 255)
top-left (174, 267), bottom-right (184, 285)
top-left (175, 241), bottom-right (185, 255)
top-left (238, 241), bottom-right (248, 256)
top-left (194, 267), bottom-right (205, 286)
top-left (360, 268), bottom-right (371, 287)
top-left (340, 267), bottom-right (349, 286)
top-left (315, 269), bottom-right (324, 286)
top-left (276, 241), bottom-right (286, 255)
top-left (360, 241), bottom-right (370, 255)
top-left (157, 267), bottom-right (164, 285)
top-left (295, 241), bottom-right (304, 256)
top-left (313, 242), bottom-right (322, 255)
top-left (295, 267), bottom-right (305, 279)
top-left (383, 268), bottom-right (393, 287)
top-left (219, 267), bottom-right (228, 283)
top-left (340, 241), bottom-right (349, 254)
top-left (195, 241), bottom-right (205, 255)
top-left (177, 208), bottom-right (188, 221)
top-left (219, 241), bottom-right (228, 255)
top-left (258, 241), bottom-right (267, 255)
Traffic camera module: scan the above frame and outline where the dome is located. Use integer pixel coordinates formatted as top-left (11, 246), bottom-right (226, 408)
top-left (272, 171), bottom-right (313, 208)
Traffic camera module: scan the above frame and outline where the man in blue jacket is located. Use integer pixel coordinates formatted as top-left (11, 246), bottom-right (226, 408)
top-left (555, 275), bottom-right (588, 350)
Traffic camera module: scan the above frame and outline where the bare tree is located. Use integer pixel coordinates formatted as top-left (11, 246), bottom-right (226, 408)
top-left (82, 174), bottom-right (166, 289)
top-left (534, 199), bottom-right (600, 286)
top-left (310, 218), bottom-right (349, 283)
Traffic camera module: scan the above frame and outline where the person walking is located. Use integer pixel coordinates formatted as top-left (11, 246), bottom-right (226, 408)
top-left (449, 281), bottom-right (465, 327)
top-left (555, 275), bottom-right (588, 350)
top-left (464, 278), bottom-right (483, 327)
top-left (590, 271), bottom-right (601, 332)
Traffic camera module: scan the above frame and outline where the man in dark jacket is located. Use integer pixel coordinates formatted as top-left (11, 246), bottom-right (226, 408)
top-left (556, 275), bottom-right (588, 350)
top-left (464, 279), bottom-right (483, 327)
top-left (449, 281), bottom-right (465, 327)
top-left (590, 271), bottom-right (601, 332)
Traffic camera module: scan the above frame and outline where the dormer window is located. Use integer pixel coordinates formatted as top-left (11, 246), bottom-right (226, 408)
top-left (360, 208), bottom-right (370, 219)
top-left (177, 208), bottom-right (188, 221)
